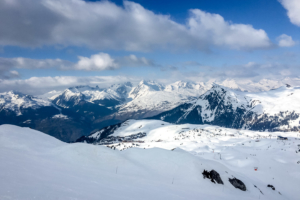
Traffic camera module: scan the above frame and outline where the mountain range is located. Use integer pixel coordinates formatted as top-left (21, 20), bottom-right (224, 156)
top-left (150, 84), bottom-right (300, 132)
top-left (1, 79), bottom-right (300, 142)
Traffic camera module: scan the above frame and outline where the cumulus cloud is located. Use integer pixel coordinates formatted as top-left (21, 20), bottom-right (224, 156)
top-left (73, 53), bottom-right (119, 71)
top-left (188, 9), bottom-right (272, 50)
top-left (0, 0), bottom-right (273, 51)
top-left (279, 0), bottom-right (300, 26)
top-left (277, 34), bottom-right (297, 47)
top-left (0, 53), bottom-right (154, 77)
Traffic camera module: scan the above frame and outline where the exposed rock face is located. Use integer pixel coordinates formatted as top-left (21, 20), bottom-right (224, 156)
top-left (210, 170), bottom-right (224, 184)
top-left (202, 170), bottom-right (223, 184)
top-left (229, 178), bottom-right (247, 191)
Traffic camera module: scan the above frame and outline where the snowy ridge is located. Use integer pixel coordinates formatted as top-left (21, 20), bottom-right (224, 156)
top-left (2, 124), bottom-right (300, 199)
top-left (151, 84), bottom-right (300, 132)
top-left (52, 83), bottom-right (133, 108)
top-left (0, 91), bottom-right (52, 115)
top-left (114, 80), bottom-right (209, 119)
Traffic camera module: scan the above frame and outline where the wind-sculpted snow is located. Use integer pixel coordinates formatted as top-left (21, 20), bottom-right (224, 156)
top-left (2, 123), bottom-right (300, 199)
top-left (150, 84), bottom-right (300, 132)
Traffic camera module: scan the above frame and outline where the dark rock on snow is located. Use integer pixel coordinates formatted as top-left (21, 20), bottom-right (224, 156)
top-left (267, 184), bottom-right (275, 190)
top-left (229, 178), bottom-right (247, 191)
top-left (202, 170), bottom-right (223, 184)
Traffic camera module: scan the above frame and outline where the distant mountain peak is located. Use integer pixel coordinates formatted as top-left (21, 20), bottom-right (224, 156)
top-left (128, 80), bottom-right (165, 99)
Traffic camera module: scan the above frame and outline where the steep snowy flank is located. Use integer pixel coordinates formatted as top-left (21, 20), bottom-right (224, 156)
top-left (0, 91), bottom-right (52, 115)
top-left (2, 124), bottom-right (300, 199)
top-left (150, 84), bottom-right (300, 132)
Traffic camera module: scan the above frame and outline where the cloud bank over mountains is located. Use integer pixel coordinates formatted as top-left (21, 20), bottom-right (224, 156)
top-left (0, 53), bottom-right (154, 77)
top-left (0, 0), bottom-right (274, 51)
top-left (0, 0), bottom-right (299, 95)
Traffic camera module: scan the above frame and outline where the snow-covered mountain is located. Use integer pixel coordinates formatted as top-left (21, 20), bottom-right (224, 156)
top-left (150, 84), bottom-right (300, 132)
top-left (2, 123), bottom-right (299, 199)
top-left (3, 79), bottom-right (300, 142)
top-left (0, 80), bottom-right (209, 142)
top-left (0, 91), bottom-right (95, 142)
top-left (107, 80), bottom-right (209, 121)
top-left (52, 82), bottom-right (133, 108)
top-left (0, 91), bottom-right (53, 115)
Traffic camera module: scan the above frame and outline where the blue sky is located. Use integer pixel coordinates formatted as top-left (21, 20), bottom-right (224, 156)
top-left (0, 0), bottom-right (299, 94)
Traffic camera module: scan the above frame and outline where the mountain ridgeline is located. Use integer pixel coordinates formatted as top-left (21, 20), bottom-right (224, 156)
top-left (0, 80), bottom-right (208, 142)
top-left (149, 84), bottom-right (300, 132)
top-left (1, 80), bottom-right (300, 142)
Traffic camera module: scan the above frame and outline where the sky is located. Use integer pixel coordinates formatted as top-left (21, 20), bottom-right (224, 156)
top-left (0, 0), bottom-right (299, 94)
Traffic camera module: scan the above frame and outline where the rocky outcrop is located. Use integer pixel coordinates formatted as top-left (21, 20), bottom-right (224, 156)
top-left (202, 170), bottom-right (223, 184)
top-left (229, 178), bottom-right (246, 191)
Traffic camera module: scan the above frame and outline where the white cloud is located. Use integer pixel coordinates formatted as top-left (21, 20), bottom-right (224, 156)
top-left (188, 10), bottom-right (272, 50)
top-left (277, 34), bottom-right (297, 47)
top-left (0, 0), bottom-right (273, 51)
top-left (279, 0), bottom-right (300, 26)
top-left (74, 53), bottom-right (119, 71)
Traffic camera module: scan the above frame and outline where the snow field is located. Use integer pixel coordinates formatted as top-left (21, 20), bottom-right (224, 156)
top-left (1, 124), bottom-right (299, 199)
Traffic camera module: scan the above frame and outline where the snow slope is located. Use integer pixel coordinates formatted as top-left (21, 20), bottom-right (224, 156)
top-left (2, 124), bottom-right (299, 200)
top-left (77, 119), bottom-right (300, 200)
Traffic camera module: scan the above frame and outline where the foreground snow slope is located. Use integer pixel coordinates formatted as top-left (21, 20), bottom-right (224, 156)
top-left (1, 124), bottom-right (299, 199)
top-left (78, 119), bottom-right (300, 200)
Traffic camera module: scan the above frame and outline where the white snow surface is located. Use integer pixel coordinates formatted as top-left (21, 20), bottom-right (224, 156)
top-left (103, 120), bottom-right (300, 200)
top-left (1, 123), bottom-right (299, 199)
